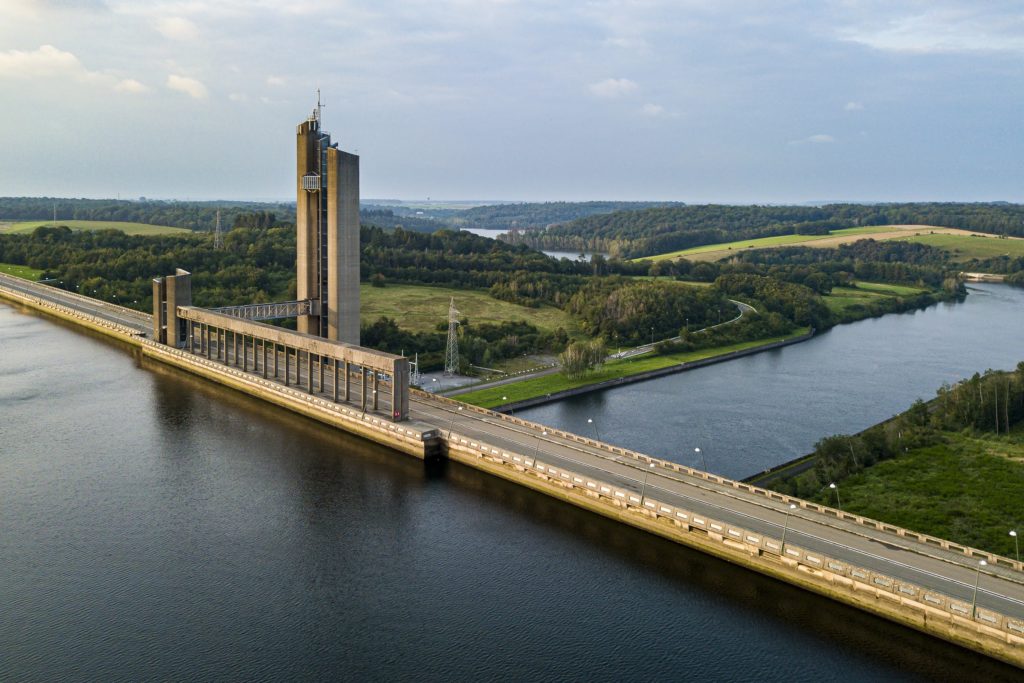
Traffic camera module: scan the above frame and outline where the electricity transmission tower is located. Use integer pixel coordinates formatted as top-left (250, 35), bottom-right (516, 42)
top-left (444, 297), bottom-right (460, 375)
top-left (213, 210), bottom-right (223, 249)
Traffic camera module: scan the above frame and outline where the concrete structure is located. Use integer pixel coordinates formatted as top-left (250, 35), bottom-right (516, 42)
top-left (296, 103), bottom-right (360, 344)
top-left (152, 268), bottom-right (191, 347)
top-left (3, 270), bottom-right (1024, 668)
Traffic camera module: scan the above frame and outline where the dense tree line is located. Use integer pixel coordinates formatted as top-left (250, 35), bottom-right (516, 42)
top-left (514, 202), bottom-right (1024, 258)
top-left (446, 201), bottom-right (681, 231)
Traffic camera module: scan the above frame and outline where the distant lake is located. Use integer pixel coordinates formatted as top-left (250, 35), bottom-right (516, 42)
top-left (459, 227), bottom-right (602, 261)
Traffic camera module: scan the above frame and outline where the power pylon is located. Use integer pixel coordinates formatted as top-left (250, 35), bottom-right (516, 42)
top-left (444, 297), bottom-right (460, 375)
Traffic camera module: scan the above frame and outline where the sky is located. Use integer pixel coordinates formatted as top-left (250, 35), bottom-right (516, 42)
top-left (0, 0), bottom-right (1022, 203)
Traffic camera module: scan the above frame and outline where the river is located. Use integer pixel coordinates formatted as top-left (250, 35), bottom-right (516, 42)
top-left (518, 283), bottom-right (1024, 480)
top-left (1, 288), bottom-right (1022, 681)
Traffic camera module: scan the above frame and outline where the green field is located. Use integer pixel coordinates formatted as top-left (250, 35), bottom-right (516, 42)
top-left (896, 233), bottom-right (1024, 261)
top-left (823, 281), bottom-right (925, 314)
top-left (0, 263), bottom-right (44, 280)
top-left (641, 227), bottom-right (896, 262)
top-left (457, 328), bottom-right (809, 408)
top-left (0, 219), bottom-right (190, 236)
top-left (360, 283), bottom-right (580, 335)
top-left (808, 433), bottom-right (1024, 557)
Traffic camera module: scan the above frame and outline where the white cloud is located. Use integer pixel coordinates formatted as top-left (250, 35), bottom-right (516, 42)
top-left (155, 16), bottom-right (199, 41)
top-left (641, 103), bottom-right (667, 117)
top-left (840, 8), bottom-right (1024, 54)
top-left (228, 92), bottom-right (248, 102)
top-left (266, 75), bottom-right (286, 87)
top-left (588, 77), bottom-right (638, 98)
top-left (167, 74), bottom-right (208, 99)
top-left (114, 78), bottom-right (148, 93)
top-left (844, 101), bottom-right (864, 111)
top-left (790, 134), bottom-right (835, 145)
top-left (0, 45), bottom-right (144, 94)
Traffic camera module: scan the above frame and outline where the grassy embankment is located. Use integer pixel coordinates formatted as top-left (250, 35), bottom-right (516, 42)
top-left (359, 283), bottom-right (580, 336)
top-left (0, 219), bottom-right (190, 236)
top-left (456, 328), bottom-right (810, 408)
top-left (0, 263), bottom-right (44, 280)
top-left (896, 233), bottom-right (1024, 262)
top-left (822, 281), bottom-right (927, 314)
top-left (642, 226), bottom-right (901, 262)
top-left (804, 431), bottom-right (1024, 558)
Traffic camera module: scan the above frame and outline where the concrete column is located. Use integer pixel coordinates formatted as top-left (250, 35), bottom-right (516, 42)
top-left (360, 367), bottom-right (367, 412)
top-left (307, 351), bottom-right (314, 394)
top-left (318, 355), bottom-right (324, 394)
top-left (284, 346), bottom-right (290, 386)
top-left (333, 359), bottom-right (339, 402)
top-left (344, 360), bottom-right (351, 401)
top-left (262, 341), bottom-right (268, 378)
top-left (273, 344), bottom-right (279, 378)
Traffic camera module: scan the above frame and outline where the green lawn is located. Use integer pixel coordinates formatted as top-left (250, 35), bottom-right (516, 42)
top-left (360, 283), bottom-right (580, 335)
top-left (1, 219), bottom-right (190, 236)
top-left (823, 281), bottom-right (925, 314)
top-left (457, 328), bottom-right (809, 408)
top-left (0, 263), bottom-right (44, 280)
top-left (809, 432), bottom-right (1024, 557)
top-left (641, 226), bottom-right (896, 262)
top-left (896, 233), bottom-right (1024, 261)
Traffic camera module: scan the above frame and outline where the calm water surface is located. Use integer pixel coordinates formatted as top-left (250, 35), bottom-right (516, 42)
top-left (1, 293), bottom-right (1022, 681)
top-left (520, 283), bottom-right (1024, 480)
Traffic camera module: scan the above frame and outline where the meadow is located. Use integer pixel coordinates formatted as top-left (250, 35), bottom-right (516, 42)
top-left (0, 263), bottom-right (44, 280)
top-left (0, 219), bottom-right (190, 236)
top-left (896, 233), bottom-right (1024, 261)
top-left (823, 281), bottom-right (925, 314)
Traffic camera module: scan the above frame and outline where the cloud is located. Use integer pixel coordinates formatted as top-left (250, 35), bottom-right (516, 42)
top-left (790, 134), bottom-right (835, 145)
top-left (167, 74), bottom-right (208, 99)
top-left (588, 77), bottom-right (638, 98)
top-left (266, 75), bottom-right (286, 87)
top-left (0, 44), bottom-right (144, 94)
top-left (840, 8), bottom-right (1024, 54)
top-left (114, 78), bottom-right (148, 93)
top-left (844, 101), bottom-right (864, 111)
top-left (155, 16), bottom-right (199, 41)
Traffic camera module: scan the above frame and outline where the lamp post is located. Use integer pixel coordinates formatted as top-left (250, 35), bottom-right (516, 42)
top-left (587, 418), bottom-right (601, 442)
top-left (694, 447), bottom-right (707, 472)
top-left (532, 430), bottom-right (547, 465)
top-left (972, 559), bottom-right (988, 619)
top-left (780, 504), bottom-right (798, 555)
top-left (447, 406), bottom-right (464, 439)
top-left (829, 482), bottom-right (841, 509)
top-left (1011, 530), bottom-right (1019, 563)
top-left (639, 462), bottom-right (657, 505)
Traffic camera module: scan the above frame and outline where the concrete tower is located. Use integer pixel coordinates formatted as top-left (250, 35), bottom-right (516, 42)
top-left (296, 100), bottom-right (360, 344)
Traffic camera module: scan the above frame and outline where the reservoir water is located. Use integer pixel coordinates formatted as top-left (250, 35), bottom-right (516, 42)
top-left (1, 287), bottom-right (1022, 681)
top-left (519, 283), bottom-right (1024, 480)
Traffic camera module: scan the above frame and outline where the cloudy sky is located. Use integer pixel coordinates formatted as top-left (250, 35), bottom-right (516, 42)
top-left (1, 0), bottom-right (1022, 203)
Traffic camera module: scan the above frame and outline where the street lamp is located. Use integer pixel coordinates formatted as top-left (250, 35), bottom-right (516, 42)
top-left (639, 462), bottom-right (657, 506)
top-left (780, 503), bottom-right (798, 555)
top-left (1011, 530), bottom-right (1019, 562)
top-left (587, 418), bottom-right (601, 442)
top-left (447, 406), bottom-right (464, 439)
top-left (694, 447), bottom-right (707, 472)
top-left (829, 482), bottom-right (841, 509)
top-left (532, 430), bottom-right (547, 463)
top-left (971, 559), bottom-right (988, 618)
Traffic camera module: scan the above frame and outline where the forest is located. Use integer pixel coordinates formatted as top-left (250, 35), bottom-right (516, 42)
top-left (509, 202), bottom-right (1024, 259)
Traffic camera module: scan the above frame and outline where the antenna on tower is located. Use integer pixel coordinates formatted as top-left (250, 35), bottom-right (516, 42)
top-left (444, 297), bottom-right (460, 376)
top-left (213, 209), bottom-right (223, 249)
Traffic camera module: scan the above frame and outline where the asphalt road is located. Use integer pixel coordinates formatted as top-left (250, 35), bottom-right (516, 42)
top-left (5, 272), bottom-right (1023, 622)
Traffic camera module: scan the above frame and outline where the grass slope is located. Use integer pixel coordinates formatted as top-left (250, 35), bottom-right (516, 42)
top-left (642, 226), bottom-right (896, 262)
top-left (360, 283), bottom-right (579, 335)
top-left (457, 328), bottom-right (809, 408)
top-left (810, 432), bottom-right (1024, 557)
top-left (897, 233), bottom-right (1024, 262)
top-left (0, 263), bottom-right (44, 280)
top-left (823, 281), bottom-right (925, 314)
top-left (1, 219), bottom-right (190, 236)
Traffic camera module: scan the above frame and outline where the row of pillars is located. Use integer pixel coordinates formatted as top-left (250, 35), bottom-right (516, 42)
top-left (187, 321), bottom-right (382, 413)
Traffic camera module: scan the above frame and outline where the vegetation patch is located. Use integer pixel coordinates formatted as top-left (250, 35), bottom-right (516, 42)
top-left (456, 329), bottom-right (808, 408)
top-left (897, 233), bottom-right (1024, 262)
top-left (2, 220), bottom-right (190, 236)
top-left (0, 262), bottom-right (43, 280)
